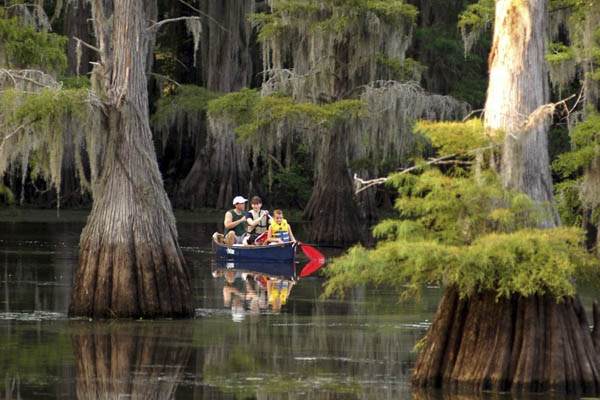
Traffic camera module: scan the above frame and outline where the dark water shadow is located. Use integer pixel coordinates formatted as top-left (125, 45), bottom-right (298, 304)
top-left (70, 320), bottom-right (193, 399)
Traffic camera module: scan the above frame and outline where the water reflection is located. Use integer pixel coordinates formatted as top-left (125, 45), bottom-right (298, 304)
top-left (71, 321), bottom-right (193, 399)
top-left (213, 259), bottom-right (299, 320)
top-left (1, 212), bottom-right (449, 399)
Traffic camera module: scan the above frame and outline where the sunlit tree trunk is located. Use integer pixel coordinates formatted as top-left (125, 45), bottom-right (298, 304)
top-left (412, 0), bottom-right (600, 394)
top-left (69, 0), bottom-right (193, 318)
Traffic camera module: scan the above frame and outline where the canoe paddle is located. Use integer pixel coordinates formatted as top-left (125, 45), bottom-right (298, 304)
top-left (297, 241), bottom-right (325, 262)
top-left (299, 257), bottom-right (325, 277)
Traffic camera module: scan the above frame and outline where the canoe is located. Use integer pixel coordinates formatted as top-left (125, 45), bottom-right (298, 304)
top-left (214, 259), bottom-right (296, 280)
top-left (212, 232), bottom-right (296, 262)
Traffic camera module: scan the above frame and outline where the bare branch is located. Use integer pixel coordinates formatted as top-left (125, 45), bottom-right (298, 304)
top-left (354, 145), bottom-right (497, 194)
top-left (0, 124), bottom-right (26, 152)
top-left (0, 69), bottom-right (58, 89)
top-left (73, 37), bottom-right (101, 54)
top-left (148, 16), bottom-right (202, 32)
top-left (518, 94), bottom-right (576, 131)
top-left (462, 108), bottom-right (484, 122)
top-left (150, 73), bottom-right (181, 87)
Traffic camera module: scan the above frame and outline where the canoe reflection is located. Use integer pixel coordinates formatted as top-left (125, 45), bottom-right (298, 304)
top-left (71, 321), bottom-right (192, 399)
top-left (214, 259), bottom-right (321, 320)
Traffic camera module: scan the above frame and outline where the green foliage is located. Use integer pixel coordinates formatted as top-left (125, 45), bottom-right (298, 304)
top-left (207, 89), bottom-right (368, 140)
top-left (4, 87), bottom-right (88, 128)
top-left (60, 76), bottom-right (91, 89)
top-left (457, 0), bottom-right (494, 34)
top-left (324, 227), bottom-right (594, 301)
top-left (252, 0), bottom-right (418, 38)
top-left (552, 110), bottom-right (600, 179)
top-left (0, 9), bottom-right (67, 73)
top-left (555, 179), bottom-right (583, 227)
top-left (152, 84), bottom-right (221, 126)
top-left (547, 42), bottom-right (576, 65)
top-left (376, 55), bottom-right (426, 82)
top-left (264, 147), bottom-right (313, 209)
top-left (0, 182), bottom-right (15, 204)
top-left (414, 118), bottom-right (492, 156)
top-left (206, 88), bottom-right (261, 127)
top-left (388, 170), bottom-right (544, 245)
top-left (324, 169), bottom-right (598, 301)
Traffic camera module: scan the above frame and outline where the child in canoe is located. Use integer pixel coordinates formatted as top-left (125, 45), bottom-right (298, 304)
top-left (266, 209), bottom-right (296, 244)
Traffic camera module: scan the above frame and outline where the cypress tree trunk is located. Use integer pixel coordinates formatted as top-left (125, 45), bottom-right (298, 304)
top-left (412, 0), bottom-right (600, 393)
top-left (69, 0), bottom-right (193, 318)
top-left (303, 129), bottom-right (360, 245)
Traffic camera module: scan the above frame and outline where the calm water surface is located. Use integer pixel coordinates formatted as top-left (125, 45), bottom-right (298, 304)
top-left (0, 210), bottom-right (594, 399)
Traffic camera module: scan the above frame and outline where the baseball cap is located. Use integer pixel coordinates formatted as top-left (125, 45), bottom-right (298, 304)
top-left (232, 195), bottom-right (248, 205)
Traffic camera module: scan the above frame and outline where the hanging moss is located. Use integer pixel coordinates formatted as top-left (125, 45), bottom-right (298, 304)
top-left (0, 82), bottom-right (94, 205)
top-left (457, 0), bottom-right (494, 56)
top-left (151, 84), bottom-right (221, 152)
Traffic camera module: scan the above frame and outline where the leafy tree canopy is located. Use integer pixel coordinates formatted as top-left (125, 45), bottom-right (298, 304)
top-left (324, 169), bottom-right (598, 302)
top-left (206, 88), bottom-right (368, 140)
top-left (0, 8), bottom-right (66, 74)
top-left (250, 0), bottom-right (418, 41)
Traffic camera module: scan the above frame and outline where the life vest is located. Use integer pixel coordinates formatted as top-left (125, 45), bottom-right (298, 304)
top-left (247, 209), bottom-right (270, 234)
top-left (270, 218), bottom-right (291, 242)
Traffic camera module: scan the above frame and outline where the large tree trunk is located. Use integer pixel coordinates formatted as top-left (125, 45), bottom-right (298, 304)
top-left (483, 0), bottom-right (558, 227)
top-left (69, 0), bottom-right (193, 318)
top-left (174, 1), bottom-right (255, 209)
top-left (199, 0), bottom-right (254, 92)
top-left (303, 129), bottom-right (360, 245)
top-left (412, 286), bottom-right (600, 395)
top-left (412, 0), bottom-right (600, 393)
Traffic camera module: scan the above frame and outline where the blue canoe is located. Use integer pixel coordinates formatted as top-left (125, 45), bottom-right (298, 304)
top-left (212, 232), bottom-right (296, 262)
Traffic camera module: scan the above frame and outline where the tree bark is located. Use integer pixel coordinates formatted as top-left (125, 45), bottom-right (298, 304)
top-left (198, 0), bottom-right (254, 92)
top-left (412, 286), bottom-right (600, 395)
top-left (303, 129), bottom-right (360, 245)
top-left (484, 0), bottom-right (558, 227)
top-left (69, 0), bottom-right (193, 318)
top-left (412, 0), bottom-right (600, 394)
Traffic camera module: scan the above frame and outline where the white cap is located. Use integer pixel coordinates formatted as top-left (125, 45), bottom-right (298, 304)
top-left (232, 195), bottom-right (248, 205)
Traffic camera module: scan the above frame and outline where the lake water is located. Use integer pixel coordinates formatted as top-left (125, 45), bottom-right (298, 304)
top-left (0, 210), bottom-right (595, 399)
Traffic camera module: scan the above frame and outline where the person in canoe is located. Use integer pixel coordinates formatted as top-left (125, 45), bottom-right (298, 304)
top-left (246, 195), bottom-right (271, 244)
top-left (224, 195), bottom-right (249, 245)
top-left (266, 209), bottom-right (296, 244)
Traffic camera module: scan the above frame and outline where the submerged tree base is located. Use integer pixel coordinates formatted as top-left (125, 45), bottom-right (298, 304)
top-left (412, 285), bottom-right (600, 395)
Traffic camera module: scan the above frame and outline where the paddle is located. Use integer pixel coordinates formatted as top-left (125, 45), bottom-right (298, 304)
top-left (297, 241), bottom-right (325, 261)
top-left (300, 258), bottom-right (325, 277)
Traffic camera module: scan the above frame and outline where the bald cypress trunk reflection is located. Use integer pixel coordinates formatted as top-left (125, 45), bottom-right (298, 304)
top-left (71, 322), bottom-right (192, 399)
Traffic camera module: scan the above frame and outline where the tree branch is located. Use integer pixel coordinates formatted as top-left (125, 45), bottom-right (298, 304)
top-left (0, 124), bottom-right (26, 152)
top-left (73, 37), bottom-right (101, 54)
top-left (354, 145), bottom-right (496, 194)
top-left (147, 16), bottom-right (203, 32)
